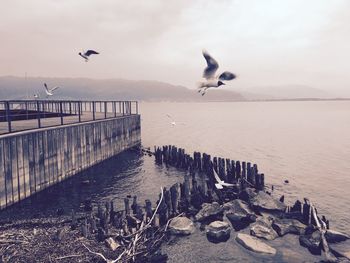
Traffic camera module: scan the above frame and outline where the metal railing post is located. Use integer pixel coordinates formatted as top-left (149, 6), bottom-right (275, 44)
top-left (92, 101), bottom-right (96, 120)
top-left (78, 101), bottom-right (81, 122)
top-left (59, 101), bottom-right (63, 125)
top-left (136, 101), bottom-right (138, 114)
top-left (5, 101), bottom-right (11, 133)
top-left (114, 101), bottom-right (117, 117)
top-left (122, 102), bottom-right (125, 116)
top-left (104, 101), bottom-right (107, 119)
top-left (36, 101), bottom-right (41, 128)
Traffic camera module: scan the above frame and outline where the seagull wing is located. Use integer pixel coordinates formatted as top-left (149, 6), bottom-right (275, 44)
top-left (44, 83), bottom-right (49, 93)
top-left (85, 50), bottom-right (99, 56)
top-left (202, 50), bottom-right (219, 79)
top-left (166, 114), bottom-right (173, 120)
top-left (213, 168), bottom-right (224, 184)
top-left (51, 86), bottom-right (59, 92)
top-left (219, 71), bottom-right (236, 81)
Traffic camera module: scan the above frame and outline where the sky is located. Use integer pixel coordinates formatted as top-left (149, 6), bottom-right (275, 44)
top-left (0, 0), bottom-right (349, 94)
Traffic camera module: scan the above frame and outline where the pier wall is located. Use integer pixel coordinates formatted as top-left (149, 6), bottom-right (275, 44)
top-left (0, 115), bottom-right (141, 209)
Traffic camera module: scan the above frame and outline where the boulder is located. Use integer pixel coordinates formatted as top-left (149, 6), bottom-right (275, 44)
top-left (250, 191), bottom-right (287, 213)
top-left (250, 220), bottom-right (278, 240)
top-left (235, 233), bottom-right (276, 255)
top-left (194, 202), bottom-right (223, 222)
top-left (206, 221), bottom-right (231, 243)
top-left (299, 230), bottom-right (322, 255)
top-left (325, 229), bottom-right (350, 243)
top-left (105, 237), bottom-right (120, 251)
top-left (225, 199), bottom-right (256, 231)
top-left (272, 218), bottom-right (306, 236)
top-left (168, 216), bottom-right (195, 235)
top-left (238, 188), bottom-right (258, 203)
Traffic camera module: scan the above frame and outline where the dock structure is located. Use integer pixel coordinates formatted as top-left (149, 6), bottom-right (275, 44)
top-left (0, 100), bottom-right (141, 210)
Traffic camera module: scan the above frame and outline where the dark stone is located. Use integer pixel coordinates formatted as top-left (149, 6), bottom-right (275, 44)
top-left (299, 230), bottom-right (322, 255)
top-left (224, 199), bottom-right (256, 231)
top-left (206, 221), bottom-right (231, 243)
top-left (272, 218), bottom-right (306, 236)
top-left (250, 191), bottom-right (287, 213)
top-left (194, 202), bottom-right (223, 222)
top-left (325, 229), bottom-right (350, 243)
top-left (238, 188), bottom-right (257, 203)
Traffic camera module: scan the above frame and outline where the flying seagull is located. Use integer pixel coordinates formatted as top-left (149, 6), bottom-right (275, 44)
top-left (213, 167), bottom-right (236, 189)
top-left (44, 83), bottom-right (59, 97)
top-left (198, 50), bottom-right (237, 96)
top-left (79, 50), bottom-right (99, 62)
top-left (34, 94), bottom-right (39, 99)
top-left (166, 114), bottom-right (185, 127)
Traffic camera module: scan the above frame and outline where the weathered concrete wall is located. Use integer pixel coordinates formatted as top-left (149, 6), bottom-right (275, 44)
top-left (0, 115), bottom-right (141, 209)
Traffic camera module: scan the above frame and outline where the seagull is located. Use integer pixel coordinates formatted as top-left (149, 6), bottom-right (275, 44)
top-left (78, 50), bottom-right (99, 62)
top-left (166, 114), bottom-right (185, 127)
top-left (213, 167), bottom-right (236, 189)
top-left (34, 94), bottom-right (39, 99)
top-left (44, 83), bottom-right (59, 97)
top-left (198, 50), bottom-right (237, 96)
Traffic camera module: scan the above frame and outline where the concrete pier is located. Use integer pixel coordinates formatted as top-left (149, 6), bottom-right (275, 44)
top-left (0, 114), bottom-right (141, 210)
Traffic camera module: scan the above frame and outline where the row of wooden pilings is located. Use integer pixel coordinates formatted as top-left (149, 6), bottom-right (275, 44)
top-left (154, 145), bottom-right (265, 192)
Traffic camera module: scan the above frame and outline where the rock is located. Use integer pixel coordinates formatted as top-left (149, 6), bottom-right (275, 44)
top-left (194, 202), bottom-right (223, 222)
top-left (235, 233), bottom-right (276, 255)
top-left (206, 221), bottom-right (231, 243)
top-left (250, 220), bottom-right (278, 240)
top-left (330, 240), bottom-right (350, 260)
top-left (299, 230), bottom-right (322, 255)
top-left (272, 218), bottom-right (306, 236)
top-left (284, 180), bottom-right (289, 184)
top-left (105, 237), bottom-right (120, 251)
top-left (238, 188), bottom-right (258, 203)
top-left (169, 216), bottom-right (195, 235)
top-left (225, 199), bottom-right (256, 231)
top-left (250, 191), bottom-right (287, 213)
top-left (325, 229), bottom-right (350, 243)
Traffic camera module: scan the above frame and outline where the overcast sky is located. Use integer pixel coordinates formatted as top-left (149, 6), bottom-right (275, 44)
top-left (0, 0), bottom-right (349, 92)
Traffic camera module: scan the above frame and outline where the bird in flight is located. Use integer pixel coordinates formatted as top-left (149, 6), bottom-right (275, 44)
top-left (166, 114), bottom-right (185, 127)
top-left (44, 83), bottom-right (59, 97)
top-left (198, 50), bottom-right (236, 96)
top-left (78, 50), bottom-right (99, 62)
top-left (213, 167), bottom-right (236, 189)
top-left (33, 94), bottom-right (39, 99)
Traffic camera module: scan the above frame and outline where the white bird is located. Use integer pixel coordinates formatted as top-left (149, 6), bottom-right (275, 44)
top-left (213, 167), bottom-right (235, 189)
top-left (78, 50), bottom-right (99, 62)
top-left (33, 94), bottom-right (39, 99)
top-left (166, 114), bottom-right (185, 127)
top-left (44, 83), bottom-right (59, 97)
top-left (198, 50), bottom-right (237, 96)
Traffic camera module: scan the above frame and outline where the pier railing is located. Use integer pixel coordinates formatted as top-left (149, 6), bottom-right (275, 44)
top-left (0, 100), bottom-right (138, 134)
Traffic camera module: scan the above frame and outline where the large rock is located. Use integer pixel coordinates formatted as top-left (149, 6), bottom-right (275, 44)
top-left (194, 202), bottom-right (223, 222)
top-left (299, 230), bottom-right (322, 255)
top-left (225, 199), bottom-right (256, 231)
top-left (250, 191), bottom-right (287, 213)
top-left (238, 188), bottom-right (258, 202)
top-left (272, 218), bottom-right (306, 236)
top-left (250, 219), bottom-right (278, 240)
top-left (325, 229), bottom-right (350, 243)
top-left (235, 233), bottom-right (276, 255)
top-left (169, 216), bottom-right (195, 235)
top-left (206, 221), bottom-right (231, 243)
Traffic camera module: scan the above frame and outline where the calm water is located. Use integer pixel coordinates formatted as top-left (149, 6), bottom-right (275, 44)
top-left (1, 101), bottom-right (349, 262)
top-left (140, 101), bottom-right (350, 233)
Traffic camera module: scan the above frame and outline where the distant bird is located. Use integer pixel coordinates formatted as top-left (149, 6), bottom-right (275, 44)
top-left (166, 114), bottom-right (185, 127)
top-left (44, 83), bottom-right (59, 97)
top-left (213, 167), bottom-right (235, 189)
top-left (78, 50), bottom-right (99, 62)
top-left (33, 94), bottom-right (39, 99)
top-left (198, 50), bottom-right (237, 96)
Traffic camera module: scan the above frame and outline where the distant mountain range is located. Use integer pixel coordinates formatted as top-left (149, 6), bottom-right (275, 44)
top-left (0, 76), bottom-right (347, 101)
top-left (0, 76), bottom-right (244, 102)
